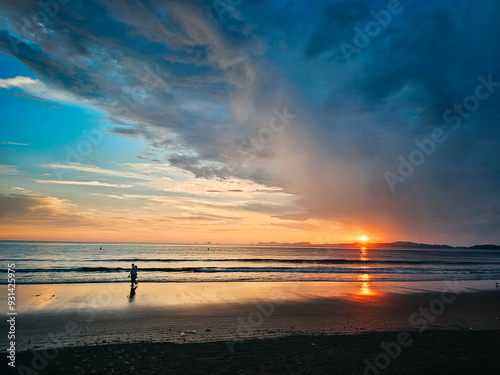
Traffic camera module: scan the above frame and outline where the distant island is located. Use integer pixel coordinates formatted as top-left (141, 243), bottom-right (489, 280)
top-left (255, 241), bottom-right (500, 250)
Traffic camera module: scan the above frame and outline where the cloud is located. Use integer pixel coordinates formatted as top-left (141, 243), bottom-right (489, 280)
top-left (35, 180), bottom-right (132, 188)
top-left (0, 76), bottom-right (84, 104)
top-left (1, 0), bottom-right (500, 244)
top-left (0, 0), bottom-right (266, 173)
top-left (40, 163), bottom-right (148, 180)
top-left (87, 193), bottom-right (129, 200)
top-left (0, 141), bottom-right (31, 146)
top-left (0, 76), bottom-right (36, 89)
top-left (229, 0), bottom-right (500, 244)
top-left (0, 194), bottom-right (70, 216)
top-left (0, 193), bottom-right (115, 238)
top-left (8, 186), bottom-right (33, 194)
top-left (110, 127), bottom-right (142, 137)
top-left (0, 193), bottom-right (97, 232)
top-left (0, 165), bottom-right (21, 175)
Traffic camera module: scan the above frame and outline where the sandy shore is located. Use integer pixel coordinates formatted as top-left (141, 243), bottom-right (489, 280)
top-left (9, 330), bottom-right (500, 374)
top-left (2, 280), bottom-right (500, 373)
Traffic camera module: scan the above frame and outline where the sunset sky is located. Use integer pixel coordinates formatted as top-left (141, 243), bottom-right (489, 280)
top-left (1, 0), bottom-right (499, 245)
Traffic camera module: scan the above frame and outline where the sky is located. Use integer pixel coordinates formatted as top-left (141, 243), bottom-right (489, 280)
top-left (0, 0), bottom-right (499, 245)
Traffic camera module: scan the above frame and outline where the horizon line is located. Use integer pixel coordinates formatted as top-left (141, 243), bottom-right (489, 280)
top-left (1, 239), bottom-right (498, 247)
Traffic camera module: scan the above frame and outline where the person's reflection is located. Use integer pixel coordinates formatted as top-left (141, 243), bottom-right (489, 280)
top-left (128, 285), bottom-right (138, 302)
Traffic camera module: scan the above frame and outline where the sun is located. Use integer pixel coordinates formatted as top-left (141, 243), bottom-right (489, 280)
top-left (360, 236), bottom-right (368, 242)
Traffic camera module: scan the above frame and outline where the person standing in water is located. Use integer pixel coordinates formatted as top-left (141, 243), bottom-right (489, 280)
top-left (128, 263), bottom-right (138, 286)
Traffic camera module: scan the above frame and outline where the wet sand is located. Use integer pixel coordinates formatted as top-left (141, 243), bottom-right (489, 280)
top-left (2, 281), bottom-right (500, 374)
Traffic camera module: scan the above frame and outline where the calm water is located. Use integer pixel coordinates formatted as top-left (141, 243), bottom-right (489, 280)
top-left (1, 242), bottom-right (500, 284)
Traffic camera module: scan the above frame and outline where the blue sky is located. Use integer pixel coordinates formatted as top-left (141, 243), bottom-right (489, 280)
top-left (0, 0), bottom-right (499, 245)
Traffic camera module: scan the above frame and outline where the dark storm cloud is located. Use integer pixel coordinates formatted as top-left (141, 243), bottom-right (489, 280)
top-left (230, 0), bottom-right (500, 244)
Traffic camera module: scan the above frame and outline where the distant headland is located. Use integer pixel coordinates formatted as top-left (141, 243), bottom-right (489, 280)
top-left (254, 241), bottom-right (500, 250)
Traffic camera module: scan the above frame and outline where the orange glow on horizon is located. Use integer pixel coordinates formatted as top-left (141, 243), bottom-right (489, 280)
top-left (0, 191), bottom-right (386, 245)
top-left (1, 218), bottom-right (386, 244)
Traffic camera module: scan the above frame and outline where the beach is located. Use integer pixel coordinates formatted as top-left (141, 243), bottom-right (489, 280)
top-left (11, 330), bottom-right (500, 374)
top-left (2, 243), bottom-right (500, 373)
top-left (3, 0), bottom-right (500, 372)
top-left (3, 281), bottom-right (500, 374)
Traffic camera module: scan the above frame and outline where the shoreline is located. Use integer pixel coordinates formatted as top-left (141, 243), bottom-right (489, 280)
top-left (2, 277), bottom-right (499, 285)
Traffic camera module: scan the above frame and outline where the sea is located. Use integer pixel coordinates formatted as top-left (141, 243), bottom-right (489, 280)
top-left (1, 242), bottom-right (500, 284)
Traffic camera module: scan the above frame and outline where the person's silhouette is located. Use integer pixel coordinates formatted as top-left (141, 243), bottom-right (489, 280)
top-left (128, 263), bottom-right (138, 286)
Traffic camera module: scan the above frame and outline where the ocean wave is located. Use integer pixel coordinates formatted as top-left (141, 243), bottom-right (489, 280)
top-left (2, 258), bottom-right (499, 265)
top-left (8, 266), bottom-right (500, 275)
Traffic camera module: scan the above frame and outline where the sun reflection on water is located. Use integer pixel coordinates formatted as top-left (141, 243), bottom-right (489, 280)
top-left (352, 273), bottom-right (380, 300)
top-left (360, 246), bottom-right (368, 262)
top-left (352, 246), bottom-right (380, 300)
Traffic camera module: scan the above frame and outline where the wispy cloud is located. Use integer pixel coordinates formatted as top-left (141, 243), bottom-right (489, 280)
top-left (35, 180), bottom-right (132, 188)
top-left (0, 76), bottom-right (85, 104)
top-left (87, 193), bottom-right (129, 200)
top-left (9, 186), bottom-right (33, 194)
top-left (0, 165), bottom-right (21, 175)
top-left (40, 163), bottom-right (148, 180)
top-left (0, 141), bottom-right (31, 146)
